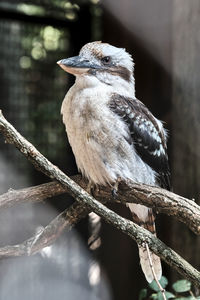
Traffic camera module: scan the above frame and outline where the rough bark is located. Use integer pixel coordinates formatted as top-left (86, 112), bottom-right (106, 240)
top-left (0, 186), bottom-right (200, 287)
top-left (0, 110), bottom-right (200, 286)
top-left (1, 178), bottom-right (200, 235)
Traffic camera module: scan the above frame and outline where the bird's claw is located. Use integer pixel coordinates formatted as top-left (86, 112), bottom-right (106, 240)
top-left (112, 188), bottom-right (118, 198)
top-left (112, 177), bottom-right (122, 198)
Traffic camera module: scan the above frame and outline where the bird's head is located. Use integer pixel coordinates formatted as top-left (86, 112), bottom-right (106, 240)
top-left (57, 41), bottom-right (135, 91)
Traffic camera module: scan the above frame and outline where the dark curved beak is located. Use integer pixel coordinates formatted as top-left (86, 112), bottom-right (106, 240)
top-left (57, 55), bottom-right (100, 75)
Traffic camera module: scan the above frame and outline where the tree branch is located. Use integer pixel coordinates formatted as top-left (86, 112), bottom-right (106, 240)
top-left (0, 181), bottom-right (67, 209)
top-left (0, 202), bottom-right (90, 258)
top-left (1, 177), bottom-right (200, 236)
top-left (0, 110), bottom-right (200, 286)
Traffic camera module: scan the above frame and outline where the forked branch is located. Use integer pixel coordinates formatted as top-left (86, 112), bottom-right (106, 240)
top-left (0, 110), bottom-right (200, 287)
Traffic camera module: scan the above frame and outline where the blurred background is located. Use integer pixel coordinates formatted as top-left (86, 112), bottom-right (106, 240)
top-left (0, 0), bottom-right (200, 299)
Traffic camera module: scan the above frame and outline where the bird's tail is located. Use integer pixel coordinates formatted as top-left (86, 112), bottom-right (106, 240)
top-left (128, 203), bottom-right (162, 283)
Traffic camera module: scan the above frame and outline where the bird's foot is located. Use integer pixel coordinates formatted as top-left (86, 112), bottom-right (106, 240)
top-left (112, 177), bottom-right (122, 198)
top-left (86, 181), bottom-right (95, 196)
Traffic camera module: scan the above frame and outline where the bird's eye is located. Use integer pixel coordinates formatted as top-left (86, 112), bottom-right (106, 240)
top-left (101, 56), bottom-right (111, 65)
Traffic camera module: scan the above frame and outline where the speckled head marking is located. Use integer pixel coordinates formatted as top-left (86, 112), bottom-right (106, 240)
top-left (80, 41), bottom-right (109, 59)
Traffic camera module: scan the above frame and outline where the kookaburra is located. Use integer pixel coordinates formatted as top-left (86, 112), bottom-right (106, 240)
top-left (57, 41), bottom-right (170, 283)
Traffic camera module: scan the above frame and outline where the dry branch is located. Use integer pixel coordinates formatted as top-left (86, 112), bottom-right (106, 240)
top-left (1, 177), bottom-right (200, 235)
top-left (0, 110), bottom-right (200, 286)
top-left (0, 181), bottom-right (67, 209)
top-left (0, 202), bottom-right (90, 258)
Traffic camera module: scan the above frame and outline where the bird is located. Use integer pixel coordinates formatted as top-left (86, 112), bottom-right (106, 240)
top-left (57, 41), bottom-right (170, 283)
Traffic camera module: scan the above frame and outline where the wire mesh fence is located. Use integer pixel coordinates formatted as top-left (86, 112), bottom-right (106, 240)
top-left (0, 0), bottom-right (102, 191)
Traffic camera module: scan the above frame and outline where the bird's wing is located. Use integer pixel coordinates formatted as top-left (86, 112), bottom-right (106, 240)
top-left (109, 93), bottom-right (170, 190)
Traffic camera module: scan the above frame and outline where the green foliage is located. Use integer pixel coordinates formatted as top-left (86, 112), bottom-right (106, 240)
top-left (139, 276), bottom-right (199, 300)
top-left (150, 291), bottom-right (175, 299)
top-left (149, 276), bottom-right (168, 292)
top-left (139, 288), bottom-right (148, 300)
top-left (172, 280), bottom-right (191, 293)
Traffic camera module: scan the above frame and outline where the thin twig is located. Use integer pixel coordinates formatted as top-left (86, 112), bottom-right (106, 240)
top-left (145, 242), bottom-right (166, 300)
